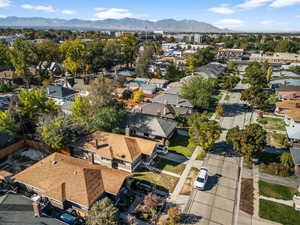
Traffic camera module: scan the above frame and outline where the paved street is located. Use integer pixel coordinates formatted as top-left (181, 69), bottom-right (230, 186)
top-left (183, 83), bottom-right (252, 225)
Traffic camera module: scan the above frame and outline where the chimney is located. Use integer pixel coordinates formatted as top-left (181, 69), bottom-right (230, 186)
top-left (125, 127), bottom-right (131, 136)
top-left (94, 139), bottom-right (99, 149)
top-left (32, 201), bottom-right (41, 217)
top-left (88, 153), bottom-right (94, 164)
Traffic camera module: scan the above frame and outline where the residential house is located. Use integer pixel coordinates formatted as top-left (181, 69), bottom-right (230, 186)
top-left (140, 84), bottom-right (157, 95)
top-left (276, 85), bottom-right (300, 100)
top-left (0, 193), bottom-right (62, 225)
top-left (250, 52), bottom-right (300, 64)
top-left (73, 131), bottom-right (159, 172)
top-left (134, 102), bottom-right (191, 119)
top-left (270, 77), bottom-right (300, 88)
top-left (13, 153), bottom-right (130, 215)
top-left (127, 113), bottom-right (178, 144)
top-left (151, 93), bottom-right (193, 109)
top-left (217, 48), bottom-right (244, 60)
top-left (46, 85), bottom-right (77, 103)
top-left (276, 100), bottom-right (300, 141)
top-left (116, 67), bottom-right (136, 78)
top-left (149, 78), bottom-right (169, 89)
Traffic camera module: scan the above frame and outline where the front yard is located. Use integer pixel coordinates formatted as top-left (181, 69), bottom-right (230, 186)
top-left (133, 171), bottom-right (179, 193)
top-left (180, 167), bottom-right (199, 195)
top-left (153, 157), bottom-right (186, 175)
top-left (259, 180), bottom-right (297, 200)
top-left (257, 117), bottom-right (286, 131)
top-left (168, 134), bottom-right (195, 158)
top-left (260, 199), bottom-right (300, 225)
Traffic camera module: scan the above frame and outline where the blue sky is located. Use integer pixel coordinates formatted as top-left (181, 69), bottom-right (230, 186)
top-left (0, 0), bottom-right (300, 31)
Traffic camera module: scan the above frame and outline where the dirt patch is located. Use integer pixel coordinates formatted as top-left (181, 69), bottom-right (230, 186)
top-left (180, 167), bottom-right (199, 195)
top-left (240, 178), bottom-right (254, 215)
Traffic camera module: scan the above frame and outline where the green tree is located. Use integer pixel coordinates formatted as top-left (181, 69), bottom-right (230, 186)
top-left (192, 48), bottom-right (215, 67)
top-left (0, 42), bottom-right (12, 70)
top-left (244, 62), bottom-right (267, 87)
top-left (226, 124), bottom-right (267, 160)
top-left (60, 38), bottom-right (85, 74)
top-left (219, 76), bottom-right (240, 90)
top-left (241, 86), bottom-right (270, 109)
top-left (181, 77), bottom-right (216, 109)
top-left (10, 38), bottom-right (37, 87)
top-left (71, 96), bottom-right (92, 124)
top-left (165, 64), bottom-right (185, 82)
top-left (86, 197), bottom-right (119, 225)
top-left (38, 116), bottom-right (85, 150)
top-left (120, 34), bottom-right (140, 67)
top-left (275, 40), bottom-right (298, 53)
top-left (0, 110), bottom-right (19, 136)
top-left (90, 107), bottom-right (127, 133)
top-left (188, 113), bottom-right (221, 150)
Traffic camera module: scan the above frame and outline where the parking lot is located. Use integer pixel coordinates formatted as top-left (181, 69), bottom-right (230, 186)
top-left (183, 153), bottom-right (241, 225)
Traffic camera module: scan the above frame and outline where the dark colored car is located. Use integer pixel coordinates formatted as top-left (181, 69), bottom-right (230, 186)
top-left (55, 212), bottom-right (85, 225)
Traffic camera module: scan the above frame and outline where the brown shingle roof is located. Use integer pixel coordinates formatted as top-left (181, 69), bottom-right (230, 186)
top-left (276, 100), bottom-right (300, 109)
top-left (13, 153), bottom-right (130, 209)
top-left (75, 131), bottom-right (157, 163)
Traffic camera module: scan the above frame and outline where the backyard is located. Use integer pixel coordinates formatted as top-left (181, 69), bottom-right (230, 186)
top-left (168, 134), bottom-right (195, 158)
top-left (153, 157), bottom-right (186, 175)
top-left (259, 180), bottom-right (297, 200)
top-left (260, 199), bottom-right (300, 225)
top-left (257, 117), bottom-right (286, 131)
top-left (267, 133), bottom-right (289, 149)
top-left (133, 171), bottom-right (179, 193)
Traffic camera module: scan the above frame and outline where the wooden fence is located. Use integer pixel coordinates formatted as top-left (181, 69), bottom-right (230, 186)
top-left (0, 140), bottom-right (70, 159)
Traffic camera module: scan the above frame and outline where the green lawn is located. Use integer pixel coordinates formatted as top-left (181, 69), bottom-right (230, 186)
top-left (133, 172), bottom-right (179, 193)
top-left (259, 181), bottom-right (296, 200)
top-left (257, 117), bottom-right (286, 131)
top-left (196, 150), bottom-right (207, 160)
top-left (260, 199), bottom-right (300, 225)
top-left (168, 134), bottom-right (196, 158)
top-left (154, 157), bottom-right (186, 175)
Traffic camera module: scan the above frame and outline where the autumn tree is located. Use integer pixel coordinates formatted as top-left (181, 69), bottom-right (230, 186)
top-left (188, 113), bottom-right (221, 150)
top-left (181, 77), bottom-right (216, 109)
top-left (131, 89), bottom-right (143, 103)
top-left (88, 77), bottom-right (116, 110)
top-left (10, 38), bottom-right (37, 87)
top-left (86, 198), bottom-right (119, 225)
top-left (160, 207), bottom-right (181, 225)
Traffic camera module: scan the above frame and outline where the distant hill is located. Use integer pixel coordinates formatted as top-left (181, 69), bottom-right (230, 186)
top-left (0, 16), bottom-right (227, 32)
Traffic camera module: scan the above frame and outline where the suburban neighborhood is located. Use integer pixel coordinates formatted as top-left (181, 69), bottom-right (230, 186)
top-left (0, 2), bottom-right (300, 225)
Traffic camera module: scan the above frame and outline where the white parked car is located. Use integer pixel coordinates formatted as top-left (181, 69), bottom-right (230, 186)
top-left (156, 144), bottom-right (168, 155)
top-left (194, 167), bottom-right (209, 190)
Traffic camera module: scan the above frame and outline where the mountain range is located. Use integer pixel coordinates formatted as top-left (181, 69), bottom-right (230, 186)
top-left (0, 16), bottom-right (228, 32)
